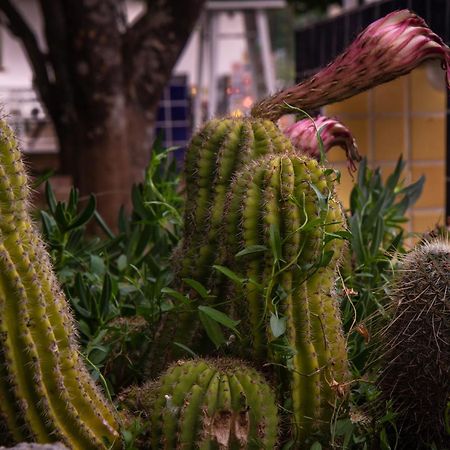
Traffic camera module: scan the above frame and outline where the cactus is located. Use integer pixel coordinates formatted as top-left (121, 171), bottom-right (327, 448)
top-left (150, 117), bottom-right (295, 371)
top-left (179, 116), bottom-right (294, 285)
top-left (0, 120), bottom-right (120, 449)
top-left (377, 239), bottom-right (450, 449)
top-left (123, 359), bottom-right (278, 449)
top-left (223, 153), bottom-right (349, 443)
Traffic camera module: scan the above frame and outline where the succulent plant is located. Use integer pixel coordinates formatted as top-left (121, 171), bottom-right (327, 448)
top-left (377, 239), bottom-right (450, 448)
top-left (0, 120), bottom-right (120, 449)
top-left (123, 359), bottom-right (278, 450)
top-left (179, 116), bottom-right (294, 285)
top-left (223, 153), bottom-right (349, 443)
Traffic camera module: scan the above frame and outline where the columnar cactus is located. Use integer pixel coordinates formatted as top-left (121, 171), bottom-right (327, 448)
top-left (224, 153), bottom-right (349, 442)
top-left (180, 117), bottom-right (294, 285)
top-left (0, 120), bottom-right (120, 449)
top-left (126, 359), bottom-right (278, 449)
top-left (377, 239), bottom-right (450, 448)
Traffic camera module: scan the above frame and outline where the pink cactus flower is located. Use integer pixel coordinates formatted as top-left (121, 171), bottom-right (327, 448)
top-left (283, 116), bottom-right (361, 172)
top-left (252, 10), bottom-right (450, 121)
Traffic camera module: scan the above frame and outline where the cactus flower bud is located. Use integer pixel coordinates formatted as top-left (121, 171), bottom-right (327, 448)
top-left (282, 115), bottom-right (361, 171)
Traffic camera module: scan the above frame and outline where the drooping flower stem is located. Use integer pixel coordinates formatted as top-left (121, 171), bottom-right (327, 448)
top-left (252, 10), bottom-right (450, 121)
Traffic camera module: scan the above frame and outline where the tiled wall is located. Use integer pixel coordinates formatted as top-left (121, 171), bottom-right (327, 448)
top-left (324, 63), bottom-right (447, 235)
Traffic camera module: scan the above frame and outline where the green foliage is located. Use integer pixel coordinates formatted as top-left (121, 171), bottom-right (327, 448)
top-left (342, 156), bottom-right (424, 371)
top-left (40, 140), bottom-right (182, 392)
top-left (336, 156), bottom-right (424, 449)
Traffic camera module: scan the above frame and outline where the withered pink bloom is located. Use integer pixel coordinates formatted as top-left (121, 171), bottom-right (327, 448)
top-left (283, 116), bottom-right (361, 172)
top-left (252, 10), bottom-right (450, 121)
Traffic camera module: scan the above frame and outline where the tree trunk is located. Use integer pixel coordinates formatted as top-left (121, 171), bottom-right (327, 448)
top-left (1, 0), bottom-right (206, 228)
top-left (126, 103), bottom-right (157, 183)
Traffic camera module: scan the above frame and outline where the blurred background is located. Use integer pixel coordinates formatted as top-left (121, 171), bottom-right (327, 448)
top-left (0, 0), bottom-right (448, 231)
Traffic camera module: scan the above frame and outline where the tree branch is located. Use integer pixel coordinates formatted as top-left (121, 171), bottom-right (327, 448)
top-left (38, 0), bottom-right (76, 125)
top-left (124, 0), bottom-right (206, 108)
top-left (0, 0), bottom-right (55, 112)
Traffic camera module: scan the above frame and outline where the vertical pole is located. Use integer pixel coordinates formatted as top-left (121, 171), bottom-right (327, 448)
top-left (256, 9), bottom-right (276, 95)
top-left (194, 13), bottom-right (206, 129)
top-left (208, 11), bottom-right (219, 119)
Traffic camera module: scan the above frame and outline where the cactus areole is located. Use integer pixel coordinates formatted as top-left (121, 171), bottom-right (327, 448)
top-left (0, 121), bottom-right (121, 449)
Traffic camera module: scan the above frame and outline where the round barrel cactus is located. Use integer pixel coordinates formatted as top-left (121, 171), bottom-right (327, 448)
top-left (123, 359), bottom-right (279, 449)
top-left (378, 239), bottom-right (450, 448)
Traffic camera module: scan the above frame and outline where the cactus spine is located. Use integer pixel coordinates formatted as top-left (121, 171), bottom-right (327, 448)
top-left (377, 239), bottom-right (450, 448)
top-left (224, 153), bottom-right (349, 442)
top-left (0, 120), bottom-right (120, 449)
top-left (138, 359), bottom-right (278, 449)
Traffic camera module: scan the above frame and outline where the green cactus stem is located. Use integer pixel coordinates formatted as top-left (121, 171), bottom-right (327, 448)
top-left (123, 359), bottom-right (278, 450)
top-left (179, 116), bottom-right (294, 285)
top-left (224, 153), bottom-right (349, 443)
top-left (150, 118), bottom-right (295, 372)
top-left (377, 239), bottom-right (450, 449)
top-left (0, 120), bottom-right (120, 449)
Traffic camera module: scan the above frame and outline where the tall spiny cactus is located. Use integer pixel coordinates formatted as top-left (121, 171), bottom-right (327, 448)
top-left (149, 118), bottom-right (295, 372)
top-left (0, 120), bottom-right (120, 449)
top-left (179, 117), bottom-right (294, 285)
top-left (123, 359), bottom-right (278, 449)
top-left (377, 239), bottom-right (450, 449)
top-left (223, 153), bottom-right (349, 443)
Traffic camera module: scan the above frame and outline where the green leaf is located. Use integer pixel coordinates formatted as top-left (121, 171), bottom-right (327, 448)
top-left (67, 194), bottom-right (96, 230)
top-left (90, 255), bottom-right (106, 276)
top-left (270, 313), bottom-right (286, 338)
top-left (310, 443), bottom-right (322, 450)
top-left (45, 181), bottom-right (57, 214)
top-left (99, 273), bottom-right (112, 318)
top-left (94, 211), bottom-right (115, 239)
top-left (173, 342), bottom-right (198, 358)
top-left (32, 170), bottom-right (55, 190)
top-left (117, 254), bottom-right (128, 272)
top-left (40, 210), bottom-right (56, 238)
top-left (161, 287), bottom-right (190, 305)
top-left (269, 223), bottom-right (283, 263)
top-left (182, 278), bottom-right (209, 299)
top-left (235, 245), bottom-right (267, 258)
top-left (213, 265), bottom-right (244, 286)
top-left (199, 310), bottom-right (225, 348)
top-left (198, 306), bottom-right (240, 331)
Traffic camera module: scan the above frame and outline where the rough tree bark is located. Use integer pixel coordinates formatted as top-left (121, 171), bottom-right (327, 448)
top-left (0, 0), bottom-right (205, 226)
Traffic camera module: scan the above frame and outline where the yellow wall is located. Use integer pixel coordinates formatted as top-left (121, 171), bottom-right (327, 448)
top-left (324, 63), bottom-right (447, 236)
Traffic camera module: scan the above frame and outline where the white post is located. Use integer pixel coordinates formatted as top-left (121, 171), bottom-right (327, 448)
top-left (255, 9), bottom-right (276, 94)
top-left (207, 11), bottom-right (219, 118)
top-left (194, 13), bottom-right (206, 129)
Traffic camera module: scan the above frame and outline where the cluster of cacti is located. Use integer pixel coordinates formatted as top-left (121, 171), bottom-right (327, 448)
top-left (0, 120), bottom-right (120, 449)
top-left (123, 359), bottom-right (278, 449)
top-left (377, 239), bottom-right (450, 448)
top-left (1, 8), bottom-right (450, 450)
top-left (223, 153), bottom-right (349, 442)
